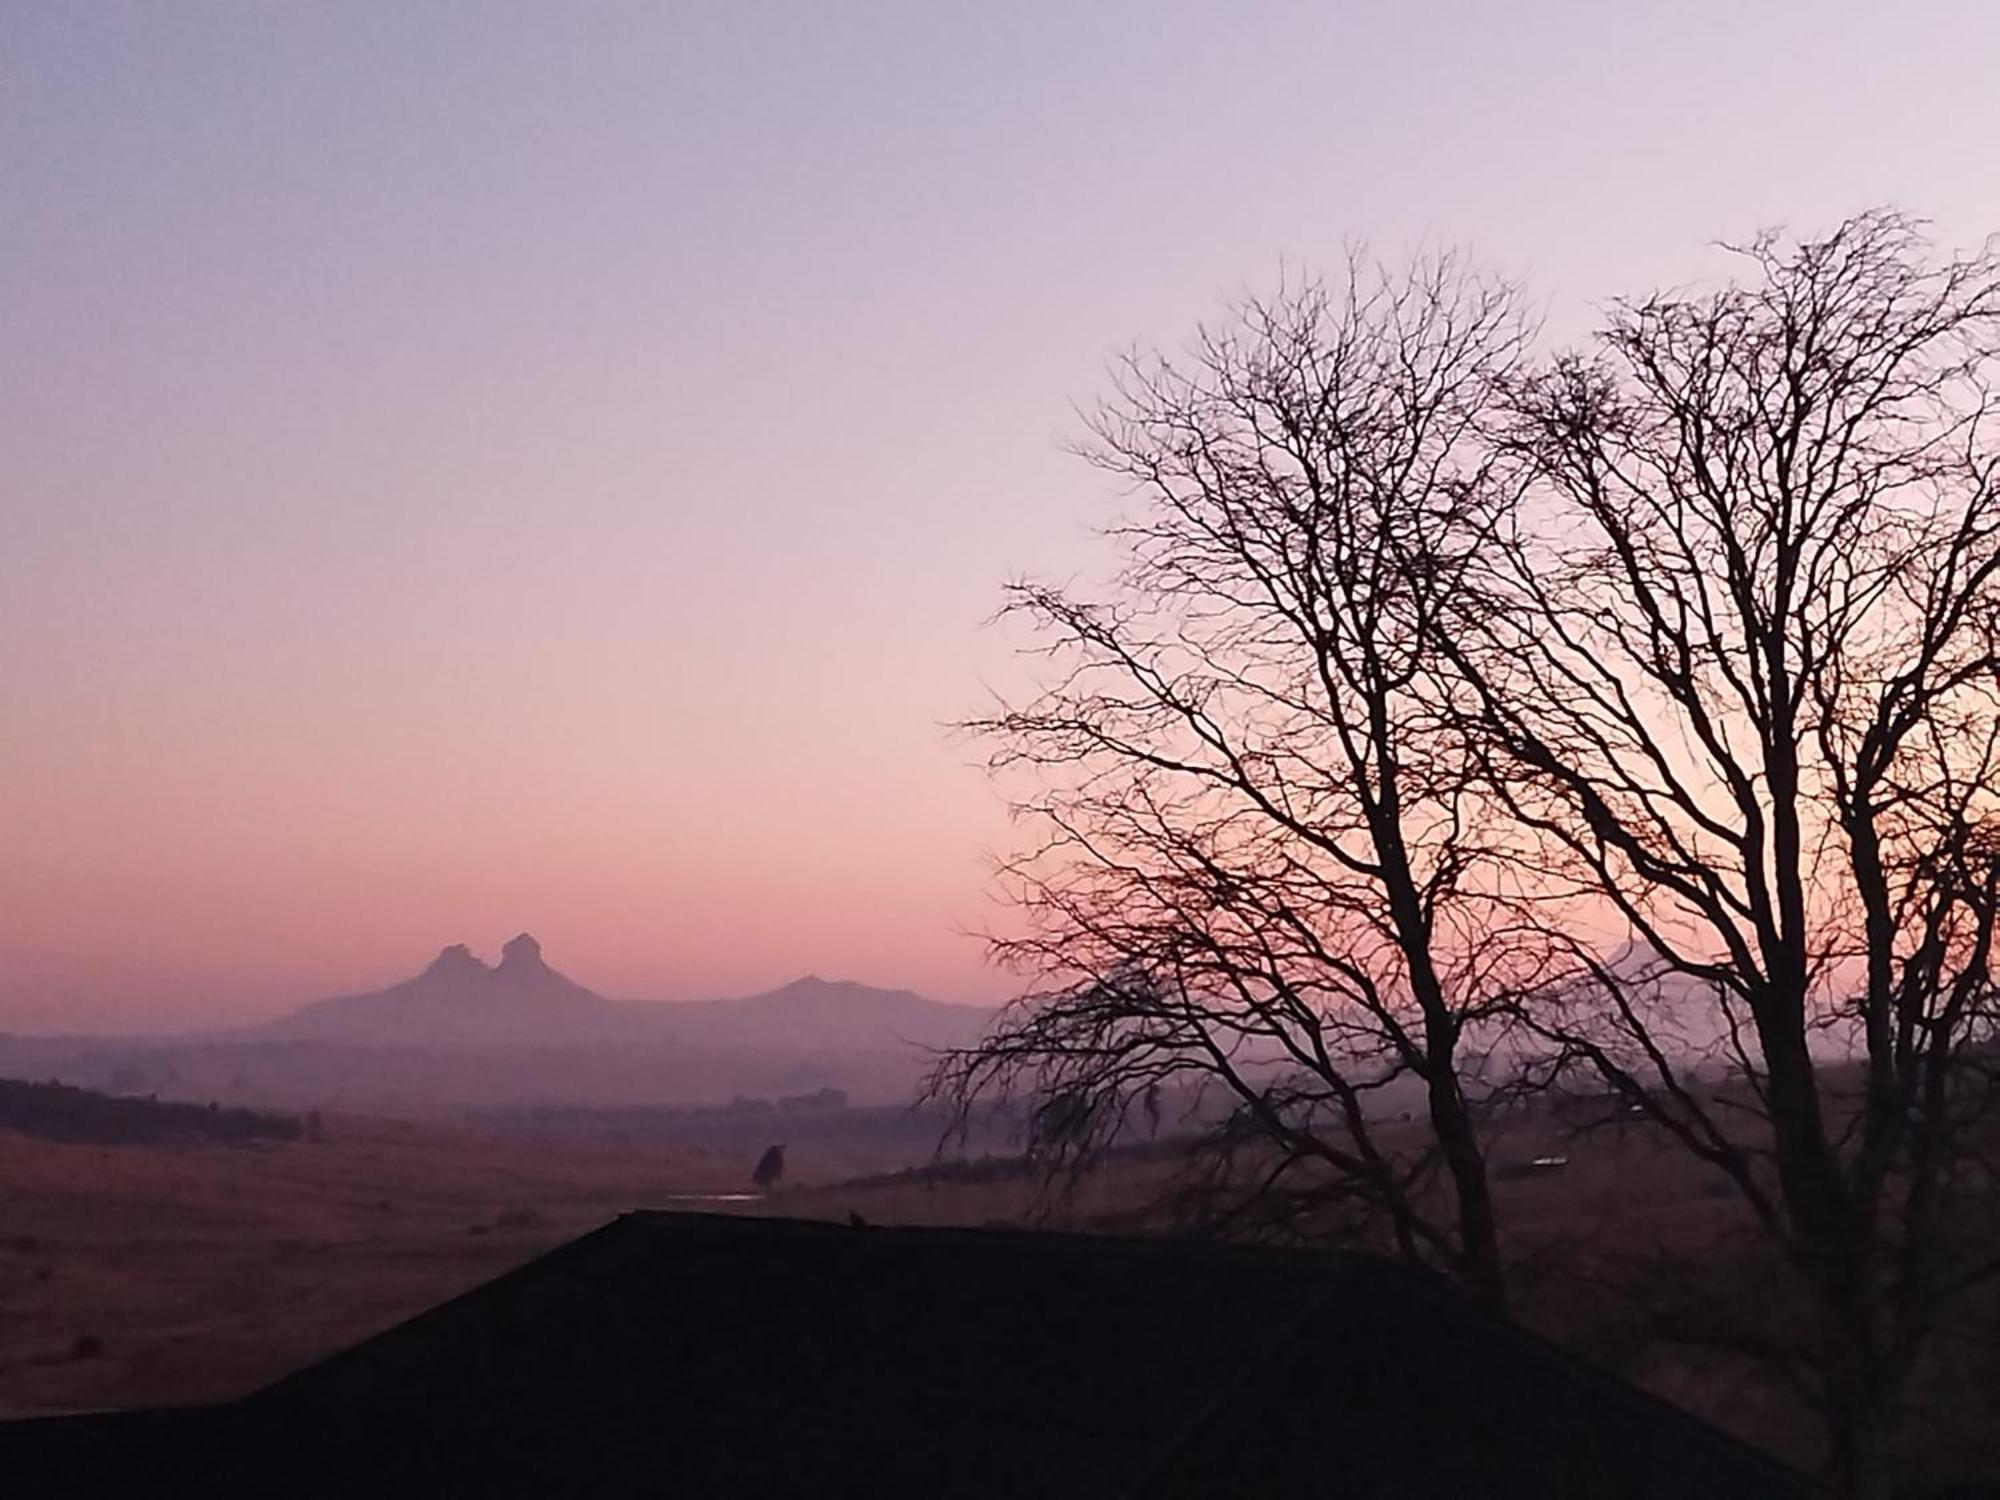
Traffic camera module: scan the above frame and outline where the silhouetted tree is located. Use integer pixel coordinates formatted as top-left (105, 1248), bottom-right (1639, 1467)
top-left (752, 1143), bottom-right (787, 1191)
top-left (1454, 210), bottom-right (2000, 1495)
top-left (1025, 1088), bottom-right (1099, 1166)
top-left (926, 255), bottom-right (1538, 1304)
top-left (0, 1078), bottom-right (301, 1145)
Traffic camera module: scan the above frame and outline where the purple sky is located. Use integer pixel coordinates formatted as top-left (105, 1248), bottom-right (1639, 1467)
top-left (3, 2), bottom-right (1997, 1029)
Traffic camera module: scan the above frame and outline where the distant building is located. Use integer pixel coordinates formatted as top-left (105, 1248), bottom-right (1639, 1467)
top-left (0, 1213), bottom-right (1804, 1498)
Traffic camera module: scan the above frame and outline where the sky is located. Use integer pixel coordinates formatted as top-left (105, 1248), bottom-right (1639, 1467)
top-left (3, 1), bottom-right (1998, 1031)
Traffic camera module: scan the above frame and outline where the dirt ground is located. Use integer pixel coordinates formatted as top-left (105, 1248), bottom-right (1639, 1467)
top-left (3, 1110), bottom-right (1995, 1490)
top-left (0, 1113), bottom-right (1137, 1417)
top-left (0, 1117), bottom-right (749, 1414)
top-left (0, 1109), bottom-right (1776, 1418)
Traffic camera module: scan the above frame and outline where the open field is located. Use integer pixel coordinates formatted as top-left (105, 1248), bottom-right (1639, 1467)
top-left (2, 1106), bottom-right (1996, 1489)
top-left (0, 1117), bottom-right (752, 1414)
top-left (0, 1106), bottom-right (1795, 1420)
top-left (0, 1108), bottom-right (1064, 1418)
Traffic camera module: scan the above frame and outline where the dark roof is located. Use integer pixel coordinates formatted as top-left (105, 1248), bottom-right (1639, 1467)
top-left (0, 1212), bottom-right (1805, 1498)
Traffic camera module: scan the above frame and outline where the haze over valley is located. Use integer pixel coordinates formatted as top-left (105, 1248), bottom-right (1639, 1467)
top-left (0, 934), bottom-right (994, 1113)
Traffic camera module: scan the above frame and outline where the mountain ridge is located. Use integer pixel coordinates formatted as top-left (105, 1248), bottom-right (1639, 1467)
top-left (259, 934), bottom-right (994, 1054)
top-left (0, 938), bottom-right (998, 1113)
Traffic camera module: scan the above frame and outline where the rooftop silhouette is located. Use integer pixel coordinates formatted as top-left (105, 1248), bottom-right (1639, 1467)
top-left (0, 1213), bottom-right (1806, 1499)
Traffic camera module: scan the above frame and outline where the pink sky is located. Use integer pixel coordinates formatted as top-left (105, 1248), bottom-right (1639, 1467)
top-left (4, 2), bottom-right (1998, 1031)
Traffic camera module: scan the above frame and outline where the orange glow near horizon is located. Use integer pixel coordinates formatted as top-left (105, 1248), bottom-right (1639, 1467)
top-left (6, 4), bottom-right (1998, 1032)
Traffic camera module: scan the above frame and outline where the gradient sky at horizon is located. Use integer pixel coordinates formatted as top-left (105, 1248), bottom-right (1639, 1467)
top-left (5, 2), bottom-right (1998, 1030)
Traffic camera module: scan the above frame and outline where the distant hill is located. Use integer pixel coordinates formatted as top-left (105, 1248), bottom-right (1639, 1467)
top-left (258, 935), bottom-right (993, 1054)
top-left (622, 975), bottom-right (994, 1052)
top-left (0, 937), bottom-right (998, 1113)
top-left (264, 934), bottom-right (631, 1047)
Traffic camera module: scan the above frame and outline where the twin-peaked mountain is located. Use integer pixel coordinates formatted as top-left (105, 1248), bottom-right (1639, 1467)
top-left (265, 935), bottom-right (625, 1047)
top-left (0, 937), bottom-right (996, 1113)
top-left (261, 933), bottom-right (994, 1055)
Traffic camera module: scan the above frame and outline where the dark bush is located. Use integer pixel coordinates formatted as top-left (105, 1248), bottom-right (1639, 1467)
top-left (0, 1077), bottom-right (301, 1146)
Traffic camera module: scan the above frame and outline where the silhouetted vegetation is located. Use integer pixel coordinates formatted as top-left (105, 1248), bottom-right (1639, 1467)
top-left (751, 1143), bottom-right (786, 1190)
top-left (929, 253), bottom-right (1536, 1306)
top-left (0, 1077), bottom-right (301, 1146)
top-left (931, 210), bottom-right (2000, 1497)
top-left (1454, 211), bottom-right (2000, 1498)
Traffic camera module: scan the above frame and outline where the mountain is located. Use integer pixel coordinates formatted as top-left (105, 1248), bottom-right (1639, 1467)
top-left (628, 975), bottom-right (995, 1052)
top-left (264, 934), bottom-right (630, 1047)
top-left (256, 936), bottom-right (993, 1055)
top-left (0, 938), bottom-right (999, 1113)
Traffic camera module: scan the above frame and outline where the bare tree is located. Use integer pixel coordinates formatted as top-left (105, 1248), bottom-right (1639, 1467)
top-left (926, 256), bottom-right (1537, 1304)
top-left (1457, 210), bottom-right (2000, 1494)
